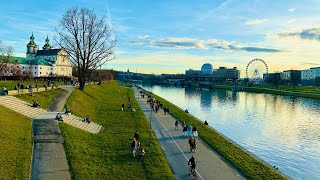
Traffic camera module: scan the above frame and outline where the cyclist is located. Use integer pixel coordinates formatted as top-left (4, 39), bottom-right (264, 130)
top-left (188, 155), bottom-right (197, 174)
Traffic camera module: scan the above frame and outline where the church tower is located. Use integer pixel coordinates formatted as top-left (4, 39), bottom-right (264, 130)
top-left (42, 36), bottom-right (52, 50)
top-left (26, 33), bottom-right (38, 57)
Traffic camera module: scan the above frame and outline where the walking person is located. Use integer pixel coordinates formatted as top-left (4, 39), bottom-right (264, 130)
top-left (175, 120), bottom-right (179, 130)
top-left (131, 138), bottom-right (137, 157)
top-left (183, 125), bottom-right (188, 136)
top-left (134, 131), bottom-right (139, 141)
top-left (128, 102), bottom-right (131, 110)
top-left (121, 103), bottom-right (124, 111)
top-left (181, 120), bottom-right (185, 128)
top-left (187, 125), bottom-right (193, 137)
top-left (192, 126), bottom-right (198, 137)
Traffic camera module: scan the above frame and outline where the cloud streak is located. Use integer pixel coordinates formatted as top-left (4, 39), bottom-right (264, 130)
top-left (132, 38), bottom-right (283, 53)
top-left (245, 19), bottom-right (269, 25)
top-left (279, 28), bottom-right (320, 41)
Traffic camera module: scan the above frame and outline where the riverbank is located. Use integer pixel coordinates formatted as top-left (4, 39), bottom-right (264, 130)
top-left (214, 84), bottom-right (320, 99)
top-left (143, 88), bottom-right (286, 179)
top-left (59, 82), bottom-right (175, 179)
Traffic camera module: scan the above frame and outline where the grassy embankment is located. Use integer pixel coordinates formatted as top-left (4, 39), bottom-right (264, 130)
top-left (59, 81), bottom-right (175, 179)
top-left (16, 88), bottom-right (62, 109)
top-left (214, 84), bottom-right (320, 99)
top-left (0, 106), bottom-right (32, 179)
top-left (147, 91), bottom-right (286, 180)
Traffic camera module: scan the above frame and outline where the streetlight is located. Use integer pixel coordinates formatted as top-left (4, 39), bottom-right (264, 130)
top-left (149, 102), bottom-right (153, 146)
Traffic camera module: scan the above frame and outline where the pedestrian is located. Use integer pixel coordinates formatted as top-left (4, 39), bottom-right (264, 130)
top-left (188, 125), bottom-right (193, 137)
top-left (139, 149), bottom-right (145, 162)
top-left (192, 126), bottom-right (198, 137)
top-left (134, 131), bottom-right (139, 141)
top-left (183, 125), bottom-right (187, 136)
top-left (2, 87), bottom-right (8, 95)
top-left (175, 120), bottom-right (178, 130)
top-left (84, 115), bottom-right (91, 123)
top-left (122, 103), bottom-right (124, 111)
top-left (131, 139), bottom-right (137, 157)
top-left (181, 120), bottom-right (185, 128)
top-left (204, 121), bottom-right (208, 125)
top-left (128, 95), bottom-right (131, 102)
top-left (128, 102), bottom-right (131, 110)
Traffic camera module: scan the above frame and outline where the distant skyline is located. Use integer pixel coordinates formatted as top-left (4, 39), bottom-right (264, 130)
top-left (1, 0), bottom-right (320, 75)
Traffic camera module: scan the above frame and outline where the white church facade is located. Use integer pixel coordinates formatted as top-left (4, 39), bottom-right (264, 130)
top-left (11, 33), bottom-right (73, 77)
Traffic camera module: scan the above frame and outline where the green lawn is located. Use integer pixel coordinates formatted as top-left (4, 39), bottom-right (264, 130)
top-left (147, 91), bottom-right (286, 180)
top-left (0, 105), bottom-right (32, 179)
top-left (16, 88), bottom-right (62, 109)
top-left (0, 80), bottom-right (65, 90)
top-left (59, 81), bottom-right (174, 179)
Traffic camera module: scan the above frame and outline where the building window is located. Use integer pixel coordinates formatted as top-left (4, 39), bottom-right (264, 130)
top-left (17, 66), bottom-right (19, 68)
top-left (23, 66), bottom-right (24, 69)
top-left (35, 67), bottom-right (37, 69)
top-left (40, 72), bottom-right (42, 74)
top-left (51, 68), bottom-right (53, 70)
top-left (40, 67), bottom-right (42, 69)
top-left (29, 67), bottom-right (31, 69)
top-left (34, 72), bottom-right (36, 74)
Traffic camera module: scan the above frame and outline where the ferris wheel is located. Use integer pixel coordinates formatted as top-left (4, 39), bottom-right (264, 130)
top-left (246, 59), bottom-right (268, 82)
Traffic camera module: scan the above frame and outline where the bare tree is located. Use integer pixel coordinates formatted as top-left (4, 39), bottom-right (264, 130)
top-left (56, 7), bottom-right (116, 90)
top-left (0, 41), bottom-right (14, 77)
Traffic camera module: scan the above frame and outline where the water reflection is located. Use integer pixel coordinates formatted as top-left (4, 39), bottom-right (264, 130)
top-left (141, 85), bottom-right (320, 179)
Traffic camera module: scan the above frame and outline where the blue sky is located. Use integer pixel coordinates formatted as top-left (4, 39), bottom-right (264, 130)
top-left (1, 0), bottom-right (320, 75)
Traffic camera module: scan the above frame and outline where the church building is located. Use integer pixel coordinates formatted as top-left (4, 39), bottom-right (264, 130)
top-left (11, 33), bottom-right (73, 77)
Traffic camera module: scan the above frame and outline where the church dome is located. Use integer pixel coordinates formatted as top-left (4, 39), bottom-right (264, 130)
top-left (201, 63), bottom-right (213, 75)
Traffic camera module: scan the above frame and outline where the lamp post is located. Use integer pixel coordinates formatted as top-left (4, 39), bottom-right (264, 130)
top-left (149, 106), bottom-right (152, 146)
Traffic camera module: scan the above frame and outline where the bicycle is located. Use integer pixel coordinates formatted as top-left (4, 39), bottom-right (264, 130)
top-left (189, 165), bottom-right (197, 178)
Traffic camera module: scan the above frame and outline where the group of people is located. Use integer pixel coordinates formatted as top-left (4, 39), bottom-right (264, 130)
top-left (130, 131), bottom-right (145, 162)
top-left (136, 86), bottom-right (199, 175)
top-left (180, 121), bottom-right (198, 137)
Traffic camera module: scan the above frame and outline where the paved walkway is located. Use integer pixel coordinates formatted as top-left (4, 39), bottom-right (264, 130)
top-left (31, 87), bottom-right (74, 180)
top-left (134, 89), bottom-right (245, 180)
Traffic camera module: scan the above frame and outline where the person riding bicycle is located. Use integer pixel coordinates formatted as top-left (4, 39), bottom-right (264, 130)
top-left (188, 155), bottom-right (197, 173)
top-left (188, 136), bottom-right (197, 152)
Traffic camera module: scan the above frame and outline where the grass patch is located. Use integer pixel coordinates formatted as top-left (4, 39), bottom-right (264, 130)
top-left (0, 105), bottom-right (32, 179)
top-left (146, 90), bottom-right (286, 180)
top-left (60, 81), bottom-right (175, 179)
top-left (16, 88), bottom-right (62, 109)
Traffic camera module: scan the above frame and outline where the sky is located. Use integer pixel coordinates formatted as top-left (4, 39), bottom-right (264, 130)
top-left (1, 0), bottom-right (320, 76)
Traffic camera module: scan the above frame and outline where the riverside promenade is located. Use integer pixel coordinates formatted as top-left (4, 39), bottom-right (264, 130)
top-left (134, 89), bottom-right (244, 180)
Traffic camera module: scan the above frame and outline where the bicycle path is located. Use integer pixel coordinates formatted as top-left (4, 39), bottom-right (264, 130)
top-left (134, 89), bottom-right (245, 180)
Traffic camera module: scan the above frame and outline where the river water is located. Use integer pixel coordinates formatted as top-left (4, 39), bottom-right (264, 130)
top-left (141, 84), bottom-right (320, 179)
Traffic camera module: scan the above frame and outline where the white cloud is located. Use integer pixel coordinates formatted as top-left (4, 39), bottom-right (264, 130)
top-left (132, 37), bottom-right (283, 53)
top-left (287, 19), bottom-right (296, 24)
top-left (245, 19), bottom-right (269, 25)
top-left (288, 8), bottom-right (296, 12)
top-left (138, 35), bottom-right (150, 39)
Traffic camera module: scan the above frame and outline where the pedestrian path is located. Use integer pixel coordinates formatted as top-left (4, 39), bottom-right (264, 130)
top-left (0, 94), bottom-right (102, 134)
top-left (0, 96), bottom-right (46, 118)
top-left (134, 89), bottom-right (245, 180)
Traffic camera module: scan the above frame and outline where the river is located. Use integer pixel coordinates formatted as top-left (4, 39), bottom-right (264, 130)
top-left (141, 84), bottom-right (320, 179)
